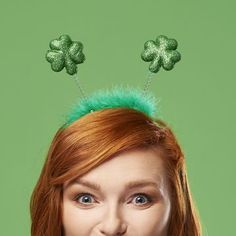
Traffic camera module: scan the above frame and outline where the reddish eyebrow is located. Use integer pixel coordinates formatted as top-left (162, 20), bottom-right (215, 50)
top-left (66, 178), bottom-right (161, 192)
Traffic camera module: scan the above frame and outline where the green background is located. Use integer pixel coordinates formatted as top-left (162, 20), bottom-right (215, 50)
top-left (0, 0), bottom-right (235, 235)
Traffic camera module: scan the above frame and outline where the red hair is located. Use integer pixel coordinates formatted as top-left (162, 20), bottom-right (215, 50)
top-left (30, 108), bottom-right (202, 236)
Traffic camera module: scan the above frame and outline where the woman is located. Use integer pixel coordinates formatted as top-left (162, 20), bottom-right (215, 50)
top-left (30, 96), bottom-right (202, 235)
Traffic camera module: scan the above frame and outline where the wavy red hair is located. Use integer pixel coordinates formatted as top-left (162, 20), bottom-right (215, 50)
top-left (30, 107), bottom-right (202, 236)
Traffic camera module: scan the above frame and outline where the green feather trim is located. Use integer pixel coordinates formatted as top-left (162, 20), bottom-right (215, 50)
top-left (62, 84), bottom-right (161, 128)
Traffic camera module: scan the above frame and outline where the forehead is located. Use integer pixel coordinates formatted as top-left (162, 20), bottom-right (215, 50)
top-left (64, 148), bottom-right (166, 189)
top-left (105, 148), bottom-right (165, 175)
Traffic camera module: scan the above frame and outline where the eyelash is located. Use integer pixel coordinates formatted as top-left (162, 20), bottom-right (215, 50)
top-left (73, 192), bottom-right (154, 207)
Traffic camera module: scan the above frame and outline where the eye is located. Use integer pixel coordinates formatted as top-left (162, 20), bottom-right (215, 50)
top-left (131, 193), bottom-right (153, 206)
top-left (74, 193), bottom-right (96, 205)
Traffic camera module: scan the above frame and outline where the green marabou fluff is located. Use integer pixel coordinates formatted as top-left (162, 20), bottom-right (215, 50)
top-left (62, 84), bottom-right (161, 128)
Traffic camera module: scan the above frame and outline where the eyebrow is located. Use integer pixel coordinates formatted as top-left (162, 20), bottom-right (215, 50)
top-left (66, 178), bottom-right (161, 192)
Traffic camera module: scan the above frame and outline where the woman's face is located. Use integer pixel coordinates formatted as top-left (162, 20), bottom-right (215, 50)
top-left (62, 148), bottom-right (171, 236)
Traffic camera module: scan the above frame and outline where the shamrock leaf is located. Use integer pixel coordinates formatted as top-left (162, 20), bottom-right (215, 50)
top-left (46, 34), bottom-right (85, 75)
top-left (141, 35), bottom-right (181, 73)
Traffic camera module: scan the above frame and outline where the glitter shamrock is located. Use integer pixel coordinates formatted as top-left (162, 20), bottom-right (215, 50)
top-left (141, 35), bottom-right (181, 73)
top-left (46, 34), bottom-right (85, 75)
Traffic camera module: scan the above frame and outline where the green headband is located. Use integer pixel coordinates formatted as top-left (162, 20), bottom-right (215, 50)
top-left (62, 85), bottom-right (159, 128)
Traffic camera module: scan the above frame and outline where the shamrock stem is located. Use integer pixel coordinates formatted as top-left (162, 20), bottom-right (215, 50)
top-left (73, 73), bottom-right (95, 114)
top-left (73, 73), bottom-right (87, 99)
top-left (143, 71), bottom-right (155, 96)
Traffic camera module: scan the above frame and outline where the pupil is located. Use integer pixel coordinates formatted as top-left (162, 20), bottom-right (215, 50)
top-left (136, 196), bottom-right (145, 204)
top-left (82, 196), bottom-right (90, 203)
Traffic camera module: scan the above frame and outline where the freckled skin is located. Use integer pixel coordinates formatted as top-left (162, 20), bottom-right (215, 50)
top-left (62, 148), bottom-right (171, 236)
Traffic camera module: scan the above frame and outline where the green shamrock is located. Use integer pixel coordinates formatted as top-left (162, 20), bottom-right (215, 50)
top-left (141, 35), bottom-right (181, 73)
top-left (46, 34), bottom-right (85, 75)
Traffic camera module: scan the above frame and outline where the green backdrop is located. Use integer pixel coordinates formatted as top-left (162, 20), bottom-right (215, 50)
top-left (0, 0), bottom-right (235, 235)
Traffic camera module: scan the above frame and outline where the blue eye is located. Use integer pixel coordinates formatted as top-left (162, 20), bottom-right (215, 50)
top-left (75, 193), bottom-right (95, 204)
top-left (132, 194), bottom-right (152, 205)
